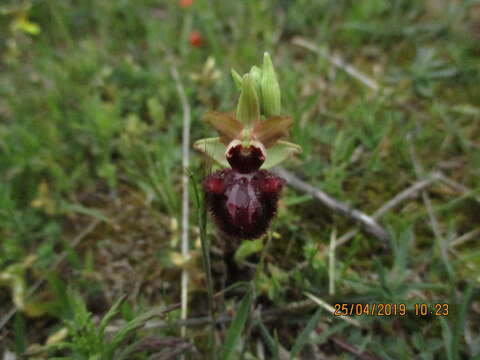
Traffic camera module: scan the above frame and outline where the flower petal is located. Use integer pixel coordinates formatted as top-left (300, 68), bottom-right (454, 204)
top-left (253, 116), bottom-right (293, 148)
top-left (203, 111), bottom-right (244, 144)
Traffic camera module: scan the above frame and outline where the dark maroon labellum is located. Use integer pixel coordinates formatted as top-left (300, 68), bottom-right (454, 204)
top-left (204, 169), bottom-right (284, 239)
top-left (226, 144), bottom-right (265, 174)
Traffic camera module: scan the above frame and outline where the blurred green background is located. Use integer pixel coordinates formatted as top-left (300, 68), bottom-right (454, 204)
top-left (1, 0), bottom-right (479, 358)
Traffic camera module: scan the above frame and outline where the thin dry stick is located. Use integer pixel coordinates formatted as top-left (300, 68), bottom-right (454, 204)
top-left (336, 170), bottom-right (478, 248)
top-left (422, 192), bottom-right (449, 260)
top-left (436, 172), bottom-right (480, 204)
top-left (336, 174), bottom-right (441, 247)
top-left (304, 292), bottom-right (363, 328)
top-left (171, 65), bottom-right (191, 339)
top-left (273, 167), bottom-right (389, 242)
top-left (0, 219), bottom-right (101, 331)
top-left (330, 336), bottom-right (382, 360)
top-left (292, 37), bottom-right (380, 91)
top-left (373, 174), bottom-right (441, 219)
top-left (407, 135), bottom-right (451, 272)
top-left (106, 299), bottom-right (317, 333)
top-left (328, 228), bottom-right (336, 296)
top-left (451, 228), bottom-right (480, 248)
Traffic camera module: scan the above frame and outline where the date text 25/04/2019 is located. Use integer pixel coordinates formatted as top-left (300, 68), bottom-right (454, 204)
top-left (333, 303), bottom-right (449, 317)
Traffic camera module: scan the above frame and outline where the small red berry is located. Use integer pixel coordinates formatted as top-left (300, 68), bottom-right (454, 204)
top-left (179, 0), bottom-right (194, 8)
top-left (189, 31), bottom-right (202, 48)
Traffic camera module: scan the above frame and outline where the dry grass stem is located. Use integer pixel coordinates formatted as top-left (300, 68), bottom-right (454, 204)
top-left (274, 167), bottom-right (389, 242)
top-left (336, 174), bottom-right (441, 247)
top-left (292, 37), bottom-right (380, 91)
top-left (304, 292), bottom-right (363, 328)
top-left (171, 65), bottom-right (191, 339)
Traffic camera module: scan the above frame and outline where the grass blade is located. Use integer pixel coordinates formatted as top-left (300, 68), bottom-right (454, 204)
top-left (452, 283), bottom-right (475, 359)
top-left (99, 294), bottom-right (127, 338)
top-left (256, 320), bottom-right (279, 360)
top-left (290, 307), bottom-right (323, 359)
top-left (189, 170), bottom-right (217, 358)
top-left (220, 289), bottom-right (253, 360)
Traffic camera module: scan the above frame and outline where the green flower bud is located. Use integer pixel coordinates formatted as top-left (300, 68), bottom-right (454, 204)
top-left (231, 68), bottom-right (243, 90)
top-left (261, 52), bottom-right (281, 116)
top-left (249, 65), bottom-right (262, 103)
top-left (236, 74), bottom-right (260, 126)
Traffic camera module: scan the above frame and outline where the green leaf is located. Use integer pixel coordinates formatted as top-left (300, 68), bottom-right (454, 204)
top-left (61, 203), bottom-right (111, 223)
top-left (440, 317), bottom-right (454, 360)
top-left (234, 239), bottom-right (264, 263)
top-left (262, 140), bottom-right (302, 169)
top-left (220, 290), bottom-right (253, 360)
top-left (290, 308), bottom-right (323, 359)
top-left (256, 320), bottom-right (279, 360)
top-left (106, 309), bottom-right (159, 357)
top-left (12, 16), bottom-right (41, 35)
top-left (0, 270), bottom-right (26, 310)
top-left (99, 295), bottom-right (127, 338)
top-left (193, 137), bottom-right (229, 168)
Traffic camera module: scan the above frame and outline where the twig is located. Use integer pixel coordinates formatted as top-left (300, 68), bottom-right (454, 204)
top-left (304, 292), bottom-right (363, 328)
top-left (330, 336), bottom-right (382, 360)
top-left (420, 187), bottom-right (454, 280)
top-left (422, 193), bottom-right (445, 249)
top-left (170, 65), bottom-right (191, 340)
top-left (450, 228), bottom-right (480, 248)
top-left (407, 135), bottom-right (452, 276)
top-left (372, 174), bottom-right (441, 219)
top-left (0, 219), bottom-right (101, 331)
top-left (273, 167), bottom-right (389, 242)
top-left (328, 228), bottom-right (336, 296)
top-left (336, 174), bottom-right (441, 247)
top-left (256, 339), bottom-right (266, 360)
top-left (292, 37), bottom-right (380, 92)
top-left (436, 172), bottom-right (480, 204)
top-left (107, 299), bottom-right (317, 333)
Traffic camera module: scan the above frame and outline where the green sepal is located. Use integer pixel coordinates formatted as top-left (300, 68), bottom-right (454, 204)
top-left (193, 137), bottom-right (229, 168)
top-left (262, 140), bottom-right (302, 169)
